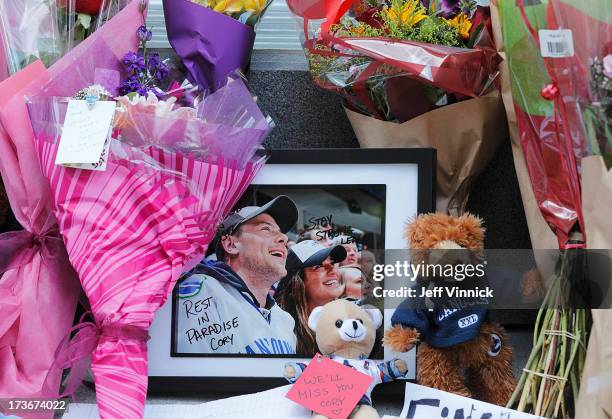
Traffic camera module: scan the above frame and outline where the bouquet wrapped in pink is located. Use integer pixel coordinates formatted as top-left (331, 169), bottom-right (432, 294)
top-left (3, 2), bottom-right (272, 418)
top-left (0, 1), bottom-right (137, 412)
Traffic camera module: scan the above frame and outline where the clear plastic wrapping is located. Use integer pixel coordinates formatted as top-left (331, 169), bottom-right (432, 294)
top-left (0, 0), bottom-right (64, 74)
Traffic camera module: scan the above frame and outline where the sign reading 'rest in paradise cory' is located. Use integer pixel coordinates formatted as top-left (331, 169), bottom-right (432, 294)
top-left (286, 354), bottom-right (373, 419)
top-left (400, 383), bottom-right (544, 419)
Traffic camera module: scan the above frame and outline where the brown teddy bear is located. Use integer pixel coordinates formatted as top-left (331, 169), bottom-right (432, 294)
top-left (384, 213), bottom-right (517, 406)
top-left (284, 299), bottom-right (408, 419)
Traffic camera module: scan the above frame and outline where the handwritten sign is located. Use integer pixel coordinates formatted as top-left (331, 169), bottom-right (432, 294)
top-left (306, 214), bottom-right (356, 243)
top-left (55, 100), bottom-right (115, 167)
top-left (286, 354), bottom-right (373, 419)
top-left (400, 383), bottom-right (543, 419)
top-left (182, 295), bottom-right (240, 352)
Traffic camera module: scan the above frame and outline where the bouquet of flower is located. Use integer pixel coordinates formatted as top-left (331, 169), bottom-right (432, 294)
top-left (496, 0), bottom-right (612, 416)
top-left (163, 0), bottom-right (272, 93)
top-left (288, 0), bottom-right (505, 215)
top-left (192, 0), bottom-right (272, 26)
top-left (18, 5), bottom-right (271, 416)
top-left (0, 0), bottom-right (139, 408)
top-left (293, 0), bottom-right (498, 122)
top-left (0, 0), bottom-right (130, 77)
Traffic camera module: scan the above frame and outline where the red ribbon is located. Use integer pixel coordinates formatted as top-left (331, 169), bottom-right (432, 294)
top-left (41, 311), bottom-right (150, 399)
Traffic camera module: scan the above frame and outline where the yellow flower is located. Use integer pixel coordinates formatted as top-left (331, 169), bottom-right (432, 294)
top-left (210, 0), bottom-right (267, 14)
top-left (446, 13), bottom-right (472, 39)
top-left (385, 0), bottom-right (427, 28)
top-left (213, 0), bottom-right (244, 13)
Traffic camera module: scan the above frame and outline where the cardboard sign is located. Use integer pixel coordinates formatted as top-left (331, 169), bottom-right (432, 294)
top-left (56, 100), bottom-right (115, 167)
top-left (400, 383), bottom-right (543, 419)
top-left (286, 354), bottom-right (373, 419)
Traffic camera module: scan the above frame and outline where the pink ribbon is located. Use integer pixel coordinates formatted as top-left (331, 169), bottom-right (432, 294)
top-left (41, 311), bottom-right (150, 399)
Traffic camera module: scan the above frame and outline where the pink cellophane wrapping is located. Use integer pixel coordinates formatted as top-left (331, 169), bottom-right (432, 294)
top-left (34, 137), bottom-right (265, 418)
top-left (0, 62), bottom-right (80, 419)
top-left (1, 0), bottom-right (142, 414)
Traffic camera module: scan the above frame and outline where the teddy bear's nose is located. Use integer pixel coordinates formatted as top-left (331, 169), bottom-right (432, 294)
top-left (352, 321), bottom-right (358, 330)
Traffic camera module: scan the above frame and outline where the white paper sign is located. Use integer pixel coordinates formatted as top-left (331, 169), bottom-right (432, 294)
top-left (539, 29), bottom-right (575, 58)
top-left (400, 383), bottom-right (543, 419)
top-left (199, 385), bottom-right (311, 419)
top-left (55, 100), bottom-right (116, 167)
top-left (63, 136), bottom-right (111, 171)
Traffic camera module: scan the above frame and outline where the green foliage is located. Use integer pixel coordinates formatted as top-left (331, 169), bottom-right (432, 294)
top-left (411, 16), bottom-right (462, 46)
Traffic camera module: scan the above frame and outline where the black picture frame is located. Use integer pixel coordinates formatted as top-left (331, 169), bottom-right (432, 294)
top-left (148, 148), bottom-right (436, 393)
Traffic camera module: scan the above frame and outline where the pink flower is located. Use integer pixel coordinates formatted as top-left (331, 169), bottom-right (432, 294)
top-left (603, 54), bottom-right (612, 78)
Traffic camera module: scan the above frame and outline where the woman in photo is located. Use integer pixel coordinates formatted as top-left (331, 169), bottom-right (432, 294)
top-left (332, 235), bottom-right (364, 299)
top-left (275, 240), bottom-right (347, 355)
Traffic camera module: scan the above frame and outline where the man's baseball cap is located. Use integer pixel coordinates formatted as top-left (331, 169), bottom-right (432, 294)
top-left (215, 195), bottom-right (298, 258)
top-left (286, 240), bottom-right (347, 273)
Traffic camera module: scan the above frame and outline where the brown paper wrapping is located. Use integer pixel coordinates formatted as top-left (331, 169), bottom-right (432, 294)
top-left (346, 92), bottom-right (506, 215)
top-left (575, 309), bottom-right (612, 419)
top-left (582, 156), bottom-right (612, 249)
top-left (575, 156), bottom-right (612, 419)
top-left (491, 2), bottom-right (612, 416)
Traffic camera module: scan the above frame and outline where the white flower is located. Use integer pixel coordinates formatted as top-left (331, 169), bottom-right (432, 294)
top-left (603, 54), bottom-right (612, 78)
top-left (116, 92), bottom-right (195, 119)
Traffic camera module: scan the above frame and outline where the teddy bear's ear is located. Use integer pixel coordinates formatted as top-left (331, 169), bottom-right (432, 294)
top-left (308, 306), bottom-right (324, 332)
top-left (364, 308), bottom-right (383, 329)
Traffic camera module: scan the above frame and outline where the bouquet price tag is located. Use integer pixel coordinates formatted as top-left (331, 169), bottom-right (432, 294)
top-left (286, 354), bottom-right (373, 419)
top-left (55, 99), bottom-right (116, 170)
top-left (539, 29), bottom-right (574, 58)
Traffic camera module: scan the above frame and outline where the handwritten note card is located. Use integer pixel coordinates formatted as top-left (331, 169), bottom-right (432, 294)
top-left (286, 354), bottom-right (373, 419)
top-left (55, 100), bottom-right (115, 167)
top-left (400, 383), bottom-right (543, 419)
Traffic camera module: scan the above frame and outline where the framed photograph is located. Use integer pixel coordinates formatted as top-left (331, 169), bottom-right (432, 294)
top-left (148, 148), bottom-right (435, 391)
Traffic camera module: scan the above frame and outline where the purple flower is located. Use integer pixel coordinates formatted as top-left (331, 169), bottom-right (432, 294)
top-left (152, 88), bottom-right (166, 99)
top-left (120, 74), bottom-right (144, 95)
top-left (148, 52), bottom-right (161, 69)
top-left (122, 52), bottom-right (145, 72)
top-left (137, 25), bottom-right (153, 42)
top-left (439, 0), bottom-right (460, 17)
top-left (604, 55), bottom-right (612, 79)
top-left (154, 62), bottom-right (170, 81)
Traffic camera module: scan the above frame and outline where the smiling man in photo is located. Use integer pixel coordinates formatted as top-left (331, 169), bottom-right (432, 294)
top-left (176, 196), bottom-right (299, 355)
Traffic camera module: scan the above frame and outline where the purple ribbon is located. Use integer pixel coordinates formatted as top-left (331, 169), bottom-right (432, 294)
top-left (0, 228), bottom-right (65, 276)
top-left (41, 312), bottom-right (151, 399)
